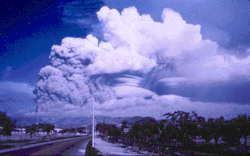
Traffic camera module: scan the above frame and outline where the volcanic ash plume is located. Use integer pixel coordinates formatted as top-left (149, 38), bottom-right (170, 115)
top-left (33, 6), bottom-right (250, 117)
top-left (33, 35), bottom-right (116, 113)
top-left (33, 6), bottom-right (213, 114)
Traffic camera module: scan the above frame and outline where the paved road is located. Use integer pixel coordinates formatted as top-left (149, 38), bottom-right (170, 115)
top-left (0, 137), bottom-right (91, 156)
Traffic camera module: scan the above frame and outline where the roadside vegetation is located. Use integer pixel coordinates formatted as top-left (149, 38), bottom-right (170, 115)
top-left (25, 124), bottom-right (55, 138)
top-left (0, 111), bottom-right (15, 137)
top-left (0, 111), bottom-right (88, 150)
top-left (96, 111), bottom-right (250, 155)
top-left (85, 140), bottom-right (102, 156)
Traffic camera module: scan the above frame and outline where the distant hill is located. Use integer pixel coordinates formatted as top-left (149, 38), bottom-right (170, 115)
top-left (10, 115), bottom-right (157, 129)
top-left (10, 115), bottom-right (130, 128)
top-left (124, 116), bottom-right (158, 127)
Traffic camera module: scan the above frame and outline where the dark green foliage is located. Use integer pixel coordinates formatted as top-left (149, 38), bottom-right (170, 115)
top-left (159, 120), bottom-right (167, 131)
top-left (76, 127), bottom-right (87, 134)
top-left (141, 119), bottom-right (159, 151)
top-left (160, 123), bottom-right (180, 146)
top-left (163, 111), bottom-right (205, 145)
top-left (59, 128), bottom-right (77, 136)
top-left (25, 124), bottom-right (38, 138)
top-left (141, 118), bottom-right (159, 138)
top-left (222, 119), bottom-right (242, 146)
top-left (42, 124), bottom-right (55, 137)
top-left (120, 120), bottom-right (127, 132)
top-left (231, 114), bottom-right (250, 147)
top-left (128, 119), bottom-right (160, 151)
top-left (96, 122), bottom-right (109, 136)
top-left (25, 123), bottom-right (55, 138)
top-left (96, 122), bottom-right (121, 143)
top-left (93, 112), bottom-right (250, 155)
top-left (107, 125), bottom-right (121, 143)
top-left (128, 122), bottom-right (143, 150)
top-left (200, 117), bottom-right (225, 145)
top-left (120, 120), bottom-right (129, 147)
top-left (85, 140), bottom-right (101, 156)
top-left (0, 111), bottom-right (15, 136)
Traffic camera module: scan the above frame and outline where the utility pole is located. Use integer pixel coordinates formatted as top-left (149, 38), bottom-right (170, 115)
top-left (36, 112), bottom-right (38, 125)
top-left (36, 107), bottom-right (39, 125)
top-left (86, 80), bottom-right (95, 147)
top-left (92, 92), bottom-right (95, 147)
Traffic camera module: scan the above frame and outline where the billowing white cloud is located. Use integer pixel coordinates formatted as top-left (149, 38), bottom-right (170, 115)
top-left (50, 6), bottom-right (250, 80)
top-left (95, 6), bottom-right (250, 82)
top-left (33, 81), bottom-right (250, 120)
top-left (180, 54), bottom-right (250, 82)
top-left (94, 94), bottom-right (250, 120)
top-left (114, 86), bottom-right (155, 98)
top-left (34, 6), bottom-right (250, 119)
top-left (159, 77), bottom-right (188, 86)
top-left (98, 6), bottom-right (207, 58)
top-left (50, 6), bottom-right (220, 75)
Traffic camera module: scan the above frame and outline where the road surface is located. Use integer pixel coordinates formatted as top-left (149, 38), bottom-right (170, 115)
top-left (0, 137), bottom-right (91, 156)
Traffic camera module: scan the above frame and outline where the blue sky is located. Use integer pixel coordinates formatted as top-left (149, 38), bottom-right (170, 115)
top-left (0, 0), bottom-right (250, 120)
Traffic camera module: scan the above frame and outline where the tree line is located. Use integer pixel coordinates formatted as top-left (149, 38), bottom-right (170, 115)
top-left (162, 111), bottom-right (250, 147)
top-left (0, 111), bottom-right (85, 139)
top-left (24, 124), bottom-right (87, 138)
top-left (96, 111), bottom-right (250, 153)
top-left (24, 124), bottom-right (55, 138)
top-left (0, 111), bottom-right (89, 139)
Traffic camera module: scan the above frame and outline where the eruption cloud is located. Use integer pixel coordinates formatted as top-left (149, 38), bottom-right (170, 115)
top-left (33, 6), bottom-right (250, 118)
